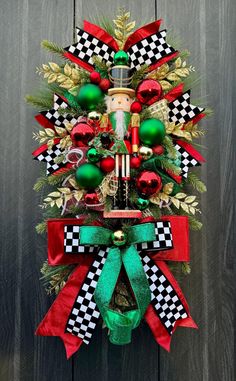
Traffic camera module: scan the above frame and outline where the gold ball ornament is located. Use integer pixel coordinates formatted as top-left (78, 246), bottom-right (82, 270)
top-left (138, 146), bottom-right (153, 161)
top-left (88, 111), bottom-right (101, 121)
top-left (111, 230), bottom-right (127, 246)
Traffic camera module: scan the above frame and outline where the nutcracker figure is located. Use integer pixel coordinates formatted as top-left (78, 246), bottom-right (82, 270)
top-left (103, 51), bottom-right (141, 218)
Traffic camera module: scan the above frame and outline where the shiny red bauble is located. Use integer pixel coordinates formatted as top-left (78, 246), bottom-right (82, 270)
top-left (136, 171), bottom-right (162, 197)
top-left (130, 156), bottom-right (142, 168)
top-left (130, 101), bottom-right (142, 113)
top-left (152, 145), bottom-right (165, 155)
top-left (99, 78), bottom-right (111, 92)
top-left (90, 71), bottom-right (101, 84)
top-left (71, 122), bottom-right (94, 147)
top-left (100, 156), bottom-right (115, 173)
top-left (84, 192), bottom-right (100, 205)
top-left (136, 79), bottom-right (162, 106)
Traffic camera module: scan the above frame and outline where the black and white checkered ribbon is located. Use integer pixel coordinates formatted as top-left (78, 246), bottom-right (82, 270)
top-left (34, 143), bottom-right (65, 175)
top-left (64, 28), bottom-right (116, 68)
top-left (64, 28), bottom-right (175, 71)
top-left (168, 91), bottom-right (204, 124)
top-left (64, 221), bottom-right (174, 344)
top-left (41, 94), bottom-right (77, 128)
top-left (127, 30), bottom-right (176, 70)
top-left (174, 143), bottom-right (200, 178)
top-left (142, 255), bottom-right (188, 334)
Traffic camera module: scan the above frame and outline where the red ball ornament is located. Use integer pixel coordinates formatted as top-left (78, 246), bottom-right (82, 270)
top-left (100, 156), bottom-right (115, 173)
top-left (84, 192), bottom-right (100, 205)
top-left (136, 171), bottom-right (162, 197)
top-left (130, 156), bottom-right (142, 168)
top-left (71, 122), bottom-right (94, 147)
top-left (130, 101), bottom-right (142, 114)
top-left (99, 78), bottom-right (111, 92)
top-left (136, 79), bottom-right (162, 106)
top-left (90, 71), bottom-right (101, 84)
top-left (153, 145), bottom-right (165, 155)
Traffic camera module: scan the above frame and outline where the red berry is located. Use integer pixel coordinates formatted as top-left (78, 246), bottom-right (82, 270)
top-left (153, 145), bottom-right (164, 155)
top-left (130, 101), bottom-right (142, 114)
top-left (130, 156), bottom-right (141, 168)
top-left (90, 71), bottom-right (101, 84)
top-left (100, 157), bottom-right (115, 173)
top-left (99, 78), bottom-right (111, 92)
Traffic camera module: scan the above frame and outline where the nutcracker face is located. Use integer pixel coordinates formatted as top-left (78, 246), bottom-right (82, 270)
top-left (107, 93), bottom-right (132, 113)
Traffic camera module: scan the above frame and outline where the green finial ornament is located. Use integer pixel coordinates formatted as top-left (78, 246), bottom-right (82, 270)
top-left (114, 50), bottom-right (129, 65)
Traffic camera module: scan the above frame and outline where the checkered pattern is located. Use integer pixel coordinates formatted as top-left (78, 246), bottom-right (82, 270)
top-left (127, 30), bottom-right (176, 70)
top-left (34, 143), bottom-right (64, 175)
top-left (65, 248), bottom-right (109, 343)
top-left (64, 28), bottom-right (115, 68)
top-left (41, 94), bottom-right (77, 128)
top-left (142, 255), bottom-right (188, 334)
top-left (136, 221), bottom-right (173, 252)
top-left (168, 91), bottom-right (204, 124)
top-left (175, 143), bottom-right (200, 178)
top-left (64, 225), bottom-right (99, 254)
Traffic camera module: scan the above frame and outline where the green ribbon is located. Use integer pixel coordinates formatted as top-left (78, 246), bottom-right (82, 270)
top-left (80, 223), bottom-right (156, 345)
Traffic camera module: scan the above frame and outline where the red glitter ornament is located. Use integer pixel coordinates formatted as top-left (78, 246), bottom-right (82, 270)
top-left (130, 156), bottom-right (142, 168)
top-left (90, 71), bottom-right (101, 84)
top-left (136, 79), bottom-right (162, 106)
top-left (100, 156), bottom-right (115, 173)
top-left (99, 78), bottom-right (111, 92)
top-left (130, 101), bottom-right (142, 113)
top-left (136, 171), bottom-right (162, 197)
top-left (153, 145), bottom-right (165, 155)
top-left (71, 122), bottom-right (94, 147)
top-left (84, 192), bottom-right (100, 205)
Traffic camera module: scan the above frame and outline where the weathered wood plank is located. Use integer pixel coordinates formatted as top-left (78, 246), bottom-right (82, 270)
top-left (156, 1), bottom-right (236, 380)
top-left (0, 1), bottom-right (74, 380)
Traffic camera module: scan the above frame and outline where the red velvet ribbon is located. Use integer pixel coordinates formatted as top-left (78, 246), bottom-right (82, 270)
top-left (36, 216), bottom-right (196, 357)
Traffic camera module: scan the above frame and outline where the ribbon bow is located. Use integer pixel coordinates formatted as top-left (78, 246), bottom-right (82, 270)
top-left (36, 216), bottom-right (197, 358)
top-left (78, 223), bottom-right (155, 344)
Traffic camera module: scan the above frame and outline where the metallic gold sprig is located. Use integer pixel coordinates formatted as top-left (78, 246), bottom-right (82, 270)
top-left (113, 9), bottom-right (136, 49)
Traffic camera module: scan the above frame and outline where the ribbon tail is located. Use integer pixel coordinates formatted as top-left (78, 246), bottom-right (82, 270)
top-left (143, 258), bottom-right (197, 351)
top-left (36, 258), bottom-right (94, 359)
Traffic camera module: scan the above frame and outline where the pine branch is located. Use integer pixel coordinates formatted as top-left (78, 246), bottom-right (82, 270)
top-left (33, 176), bottom-right (48, 192)
top-left (47, 169), bottom-right (75, 186)
top-left (131, 65), bottom-right (148, 89)
top-left (40, 261), bottom-right (75, 294)
top-left (36, 221), bottom-right (47, 234)
top-left (41, 40), bottom-right (65, 58)
top-left (188, 216), bottom-right (203, 230)
top-left (141, 156), bottom-right (181, 175)
top-left (163, 136), bottom-right (178, 159)
top-left (185, 172), bottom-right (207, 193)
top-left (25, 94), bottom-right (53, 110)
top-left (139, 107), bottom-right (152, 122)
top-left (181, 262), bottom-right (191, 275)
top-left (92, 56), bottom-right (109, 78)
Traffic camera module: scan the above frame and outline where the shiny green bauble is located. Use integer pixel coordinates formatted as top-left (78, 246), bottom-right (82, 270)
top-left (114, 50), bottom-right (129, 65)
top-left (86, 148), bottom-right (100, 163)
top-left (77, 84), bottom-right (103, 111)
top-left (75, 163), bottom-right (104, 189)
top-left (111, 230), bottom-right (127, 246)
top-left (136, 197), bottom-right (150, 210)
top-left (139, 118), bottom-right (166, 146)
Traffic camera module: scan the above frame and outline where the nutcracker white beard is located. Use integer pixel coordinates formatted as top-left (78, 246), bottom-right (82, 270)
top-left (114, 110), bottom-right (126, 140)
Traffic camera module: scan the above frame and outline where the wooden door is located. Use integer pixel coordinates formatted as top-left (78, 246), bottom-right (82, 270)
top-left (0, 1), bottom-right (235, 380)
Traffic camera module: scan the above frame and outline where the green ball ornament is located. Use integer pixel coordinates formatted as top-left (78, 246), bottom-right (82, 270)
top-left (114, 50), bottom-right (129, 65)
top-left (86, 148), bottom-right (100, 163)
top-left (136, 197), bottom-right (150, 210)
top-left (77, 84), bottom-right (103, 111)
top-left (139, 118), bottom-right (166, 146)
top-left (75, 163), bottom-right (103, 189)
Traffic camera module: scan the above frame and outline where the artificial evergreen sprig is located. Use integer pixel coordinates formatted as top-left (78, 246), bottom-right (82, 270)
top-left (41, 40), bottom-right (66, 57)
top-left (185, 172), bottom-right (207, 193)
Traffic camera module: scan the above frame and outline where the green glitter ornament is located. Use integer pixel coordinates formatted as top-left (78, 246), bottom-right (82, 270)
top-left (86, 148), bottom-right (100, 163)
top-left (114, 50), bottom-right (129, 65)
top-left (139, 118), bottom-right (166, 146)
top-left (75, 163), bottom-right (104, 189)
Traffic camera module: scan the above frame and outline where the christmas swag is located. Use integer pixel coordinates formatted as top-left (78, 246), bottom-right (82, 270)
top-left (28, 10), bottom-right (208, 358)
